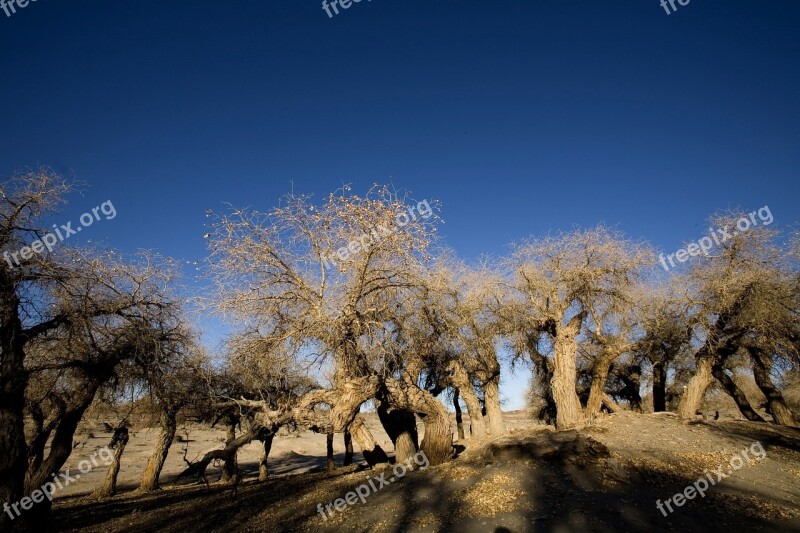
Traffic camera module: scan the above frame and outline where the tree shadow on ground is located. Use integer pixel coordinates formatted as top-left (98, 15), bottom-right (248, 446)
top-left (48, 428), bottom-right (800, 533)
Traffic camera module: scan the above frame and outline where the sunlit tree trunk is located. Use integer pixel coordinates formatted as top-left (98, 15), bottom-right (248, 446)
top-left (377, 401), bottom-right (418, 464)
top-left (585, 353), bottom-right (615, 417)
top-left (483, 376), bottom-right (506, 434)
top-left (93, 426), bottom-right (129, 499)
top-left (447, 361), bottom-right (486, 437)
top-left (348, 415), bottom-right (389, 467)
top-left (678, 352), bottom-right (715, 419)
top-left (139, 407), bottom-right (177, 492)
top-left (551, 329), bottom-right (584, 429)
top-left (383, 378), bottom-right (453, 465)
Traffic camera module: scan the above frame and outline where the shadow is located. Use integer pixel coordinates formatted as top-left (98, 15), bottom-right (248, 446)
top-left (47, 428), bottom-right (800, 533)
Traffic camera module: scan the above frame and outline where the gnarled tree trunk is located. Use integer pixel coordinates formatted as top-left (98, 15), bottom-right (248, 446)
top-left (221, 422), bottom-right (239, 484)
top-left (93, 426), bottom-right (129, 499)
top-left (259, 433), bottom-right (274, 481)
top-left (383, 378), bottom-right (453, 465)
top-left (348, 415), bottom-right (389, 467)
top-left (678, 352), bottom-right (715, 419)
top-left (750, 348), bottom-right (797, 426)
top-left (711, 364), bottom-right (765, 422)
top-left (483, 374), bottom-right (506, 435)
top-left (377, 401), bottom-right (418, 464)
top-left (139, 407), bottom-right (177, 492)
top-left (551, 332), bottom-right (584, 429)
top-left (447, 361), bottom-right (486, 437)
top-left (585, 353), bottom-right (615, 417)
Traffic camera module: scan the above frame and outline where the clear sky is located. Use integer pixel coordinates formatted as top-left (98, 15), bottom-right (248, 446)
top-left (2, 0), bottom-right (799, 409)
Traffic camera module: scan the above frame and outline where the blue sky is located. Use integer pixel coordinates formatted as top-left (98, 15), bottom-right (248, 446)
top-left (2, 0), bottom-right (799, 409)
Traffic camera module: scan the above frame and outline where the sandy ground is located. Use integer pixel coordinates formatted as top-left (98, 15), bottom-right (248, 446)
top-left (48, 411), bottom-right (800, 532)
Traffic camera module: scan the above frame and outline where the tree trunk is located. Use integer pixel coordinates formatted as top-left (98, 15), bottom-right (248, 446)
top-left (678, 352), bottom-right (715, 419)
top-left (139, 408), bottom-right (177, 492)
top-left (620, 365), bottom-right (643, 412)
top-left (551, 332), bottom-right (584, 429)
top-left (602, 393), bottom-right (620, 413)
top-left (652, 361), bottom-right (667, 412)
top-left (585, 354), bottom-right (615, 417)
top-left (221, 422), bottom-right (239, 484)
top-left (447, 361), bottom-right (486, 437)
top-left (750, 348), bottom-right (797, 426)
top-left (711, 364), bottom-right (765, 422)
top-left (453, 389), bottom-right (465, 440)
top-left (259, 433), bottom-right (274, 481)
top-left (348, 415), bottom-right (389, 467)
top-left (0, 293), bottom-right (28, 530)
top-left (326, 432), bottom-right (335, 472)
top-left (382, 378), bottom-right (453, 465)
top-left (483, 374), bottom-right (506, 435)
top-left (343, 429), bottom-right (353, 466)
top-left (25, 383), bottom-right (102, 494)
top-left (377, 401), bottom-right (418, 464)
top-left (92, 427), bottom-right (129, 499)
top-left (178, 425), bottom-right (267, 482)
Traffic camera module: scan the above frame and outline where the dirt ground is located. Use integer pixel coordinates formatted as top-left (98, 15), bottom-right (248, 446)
top-left (48, 411), bottom-right (800, 533)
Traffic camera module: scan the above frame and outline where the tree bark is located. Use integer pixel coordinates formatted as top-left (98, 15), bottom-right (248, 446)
top-left (750, 348), bottom-right (797, 426)
top-left (178, 424), bottom-right (269, 482)
top-left (447, 360), bottom-right (486, 437)
top-left (221, 422), bottom-right (239, 484)
top-left (0, 288), bottom-right (28, 530)
top-left (711, 364), bottom-right (765, 422)
top-left (348, 415), bottom-right (389, 467)
top-left (551, 331), bottom-right (584, 429)
top-left (377, 401), bottom-right (418, 464)
top-left (92, 426), bottom-right (129, 499)
top-left (343, 430), bottom-right (353, 466)
top-left (382, 378), bottom-right (453, 465)
top-left (139, 408), bottom-right (177, 492)
top-left (652, 361), bottom-right (667, 412)
top-left (602, 393), bottom-right (620, 413)
top-left (585, 354), bottom-right (615, 417)
top-left (326, 432), bottom-right (335, 472)
top-left (453, 389), bottom-right (465, 440)
top-left (678, 351), bottom-right (715, 419)
top-left (483, 374), bottom-right (506, 435)
top-left (259, 433), bottom-right (274, 481)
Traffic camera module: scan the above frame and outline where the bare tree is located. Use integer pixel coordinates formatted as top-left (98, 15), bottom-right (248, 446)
top-left (677, 213), bottom-right (797, 421)
top-left (504, 227), bottom-right (653, 428)
top-left (206, 186), bottom-right (454, 465)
